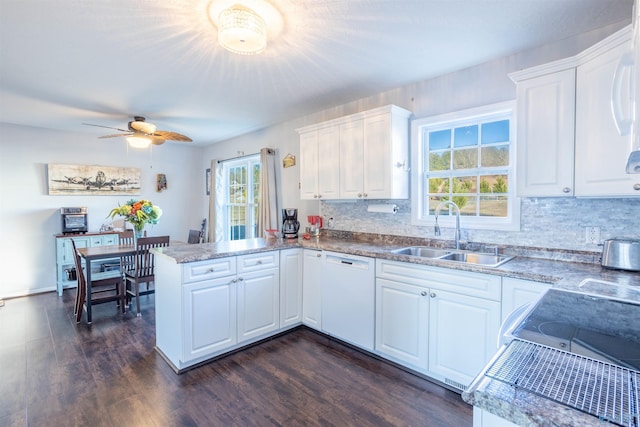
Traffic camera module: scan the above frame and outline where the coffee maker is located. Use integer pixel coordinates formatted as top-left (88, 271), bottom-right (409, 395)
top-left (282, 208), bottom-right (300, 239)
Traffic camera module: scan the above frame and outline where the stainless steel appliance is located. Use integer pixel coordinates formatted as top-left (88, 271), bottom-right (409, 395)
top-left (61, 207), bottom-right (88, 234)
top-left (281, 208), bottom-right (300, 239)
top-left (601, 237), bottom-right (640, 271)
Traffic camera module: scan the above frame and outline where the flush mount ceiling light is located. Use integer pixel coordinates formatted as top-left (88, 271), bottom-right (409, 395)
top-left (218, 5), bottom-right (266, 55)
top-left (126, 136), bottom-right (152, 149)
top-left (208, 0), bottom-right (283, 56)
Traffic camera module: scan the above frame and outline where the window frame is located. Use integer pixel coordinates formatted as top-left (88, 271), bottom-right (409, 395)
top-left (410, 101), bottom-right (520, 231)
top-left (221, 155), bottom-right (261, 241)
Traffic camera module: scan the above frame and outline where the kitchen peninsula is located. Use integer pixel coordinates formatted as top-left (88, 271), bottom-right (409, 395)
top-left (151, 233), bottom-right (640, 425)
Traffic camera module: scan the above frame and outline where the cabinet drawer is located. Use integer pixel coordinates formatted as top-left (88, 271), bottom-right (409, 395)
top-left (376, 259), bottom-right (501, 301)
top-left (102, 234), bottom-right (118, 245)
top-left (89, 236), bottom-right (103, 246)
top-left (237, 251), bottom-right (279, 273)
top-left (183, 257), bottom-right (236, 283)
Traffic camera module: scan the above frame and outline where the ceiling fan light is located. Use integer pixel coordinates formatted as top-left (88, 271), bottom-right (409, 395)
top-left (126, 136), bottom-right (152, 148)
top-left (218, 5), bottom-right (267, 55)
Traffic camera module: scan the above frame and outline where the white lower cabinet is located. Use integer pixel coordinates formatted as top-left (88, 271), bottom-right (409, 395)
top-left (156, 250), bottom-right (291, 371)
top-left (375, 278), bottom-right (429, 370)
top-left (279, 248), bottom-right (303, 328)
top-left (183, 276), bottom-right (237, 362)
top-left (375, 259), bottom-right (502, 391)
top-left (501, 277), bottom-right (551, 324)
top-left (302, 249), bottom-right (323, 330)
top-left (473, 407), bottom-right (518, 427)
top-left (428, 288), bottom-right (500, 389)
top-left (237, 268), bottom-right (280, 343)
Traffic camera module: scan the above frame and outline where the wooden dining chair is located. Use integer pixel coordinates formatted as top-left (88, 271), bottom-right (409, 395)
top-left (124, 235), bottom-right (170, 316)
top-left (71, 238), bottom-right (125, 323)
top-left (187, 229), bottom-right (201, 244)
top-left (117, 229), bottom-right (135, 273)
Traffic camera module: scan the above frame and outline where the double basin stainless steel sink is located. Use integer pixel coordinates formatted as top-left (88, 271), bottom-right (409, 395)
top-left (390, 246), bottom-right (514, 267)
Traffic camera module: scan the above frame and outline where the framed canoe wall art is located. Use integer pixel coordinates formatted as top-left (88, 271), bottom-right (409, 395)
top-left (47, 163), bottom-right (141, 195)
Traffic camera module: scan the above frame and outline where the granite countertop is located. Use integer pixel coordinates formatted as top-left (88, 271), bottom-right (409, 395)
top-left (154, 234), bottom-right (640, 298)
top-left (154, 232), bottom-right (640, 426)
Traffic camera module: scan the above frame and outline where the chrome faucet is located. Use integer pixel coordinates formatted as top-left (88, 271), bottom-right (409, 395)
top-left (434, 200), bottom-right (462, 250)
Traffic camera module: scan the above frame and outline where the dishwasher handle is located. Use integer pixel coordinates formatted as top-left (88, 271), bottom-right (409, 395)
top-left (325, 253), bottom-right (371, 270)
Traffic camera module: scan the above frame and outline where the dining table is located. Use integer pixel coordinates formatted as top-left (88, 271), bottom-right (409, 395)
top-left (76, 243), bottom-right (137, 323)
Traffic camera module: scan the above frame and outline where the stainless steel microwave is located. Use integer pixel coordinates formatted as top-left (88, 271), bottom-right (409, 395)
top-left (61, 207), bottom-right (88, 234)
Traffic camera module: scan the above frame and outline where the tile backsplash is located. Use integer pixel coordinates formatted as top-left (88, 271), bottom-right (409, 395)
top-left (320, 197), bottom-right (640, 252)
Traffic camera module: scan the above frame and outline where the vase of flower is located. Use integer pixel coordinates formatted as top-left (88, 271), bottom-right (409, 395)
top-left (109, 199), bottom-right (163, 239)
top-left (132, 223), bottom-right (145, 239)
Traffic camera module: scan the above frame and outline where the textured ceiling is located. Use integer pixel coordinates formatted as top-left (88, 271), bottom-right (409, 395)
top-left (0, 0), bottom-right (634, 146)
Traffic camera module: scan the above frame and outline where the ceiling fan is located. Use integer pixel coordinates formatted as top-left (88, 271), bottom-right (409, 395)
top-left (83, 116), bottom-right (192, 146)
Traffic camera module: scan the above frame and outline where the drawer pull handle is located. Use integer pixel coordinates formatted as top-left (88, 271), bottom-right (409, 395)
top-left (562, 187), bottom-right (571, 193)
top-left (430, 292), bottom-right (436, 298)
top-left (256, 260), bottom-right (263, 265)
top-left (208, 268), bottom-right (215, 273)
top-left (421, 291), bottom-right (427, 296)
top-left (634, 183), bottom-right (640, 191)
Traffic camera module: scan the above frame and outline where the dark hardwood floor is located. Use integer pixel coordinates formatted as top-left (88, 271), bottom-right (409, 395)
top-left (0, 290), bottom-right (472, 427)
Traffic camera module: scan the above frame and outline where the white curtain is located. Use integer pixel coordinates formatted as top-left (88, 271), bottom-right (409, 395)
top-left (207, 159), bottom-right (225, 242)
top-left (258, 148), bottom-right (280, 236)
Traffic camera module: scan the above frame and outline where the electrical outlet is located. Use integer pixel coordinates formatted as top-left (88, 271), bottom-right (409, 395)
top-left (585, 226), bottom-right (601, 244)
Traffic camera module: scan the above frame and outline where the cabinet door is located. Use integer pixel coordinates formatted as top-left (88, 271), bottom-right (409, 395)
top-left (183, 277), bottom-right (237, 362)
top-left (237, 268), bottom-right (280, 343)
top-left (363, 113), bottom-right (393, 198)
top-left (428, 289), bottom-right (500, 389)
top-left (515, 69), bottom-right (576, 197)
top-left (60, 237), bottom-right (90, 264)
top-left (339, 119), bottom-right (364, 198)
top-left (375, 278), bottom-right (428, 370)
top-left (279, 249), bottom-right (303, 328)
top-left (317, 125), bottom-right (340, 199)
top-left (302, 249), bottom-right (323, 330)
top-left (299, 130), bottom-right (319, 200)
top-left (575, 39), bottom-right (640, 196)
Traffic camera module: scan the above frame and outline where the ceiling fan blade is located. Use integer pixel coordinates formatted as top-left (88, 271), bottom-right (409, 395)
top-left (83, 123), bottom-right (129, 132)
top-left (153, 130), bottom-right (192, 142)
top-left (151, 138), bottom-right (166, 146)
top-left (98, 133), bottom-right (133, 139)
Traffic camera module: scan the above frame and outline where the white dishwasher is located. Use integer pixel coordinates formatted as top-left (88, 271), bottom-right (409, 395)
top-left (322, 251), bottom-right (375, 351)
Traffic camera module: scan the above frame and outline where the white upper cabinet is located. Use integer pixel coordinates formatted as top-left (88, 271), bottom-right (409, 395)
top-left (299, 125), bottom-right (340, 200)
top-left (339, 118), bottom-right (365, 198)
top-left (511, 25), bottom-right (639, 197)
top-left (298, 105), bottom-right (412, 200)
top-left (575, 33), bottom-right (639, 196)
top-left (513, 68), bottom-right (576, 196)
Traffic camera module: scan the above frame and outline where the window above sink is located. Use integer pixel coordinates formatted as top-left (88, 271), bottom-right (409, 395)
top-left (410, 101), bottom-right (521, 232)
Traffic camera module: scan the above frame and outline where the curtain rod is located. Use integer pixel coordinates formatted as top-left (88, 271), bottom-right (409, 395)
top-left (217, 148), bottom-right (274, 164)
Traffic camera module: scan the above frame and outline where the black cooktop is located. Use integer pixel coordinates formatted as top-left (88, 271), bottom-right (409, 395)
top-left (510, 288), bottom-right (640, 371)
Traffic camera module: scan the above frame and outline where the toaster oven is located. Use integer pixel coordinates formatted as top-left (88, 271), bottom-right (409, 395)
top-left (61, 207), bottom-right (88, 234)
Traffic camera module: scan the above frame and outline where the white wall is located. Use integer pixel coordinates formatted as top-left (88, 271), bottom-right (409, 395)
top-left (0, 124), bottom-right (204, 297)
